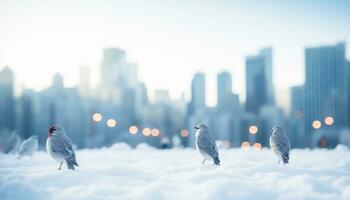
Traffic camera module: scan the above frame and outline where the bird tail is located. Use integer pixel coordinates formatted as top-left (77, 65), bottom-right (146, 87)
top-left (213, 157), bottom-right (220, 165)
top-left (282, 155), bottom-right (289, 164)
top-left (16, 154), bottom-right (22, 159)
top-left (66, 159), bottom-right (79, 170)
top-left (66, 160), bottom-right (75, 170)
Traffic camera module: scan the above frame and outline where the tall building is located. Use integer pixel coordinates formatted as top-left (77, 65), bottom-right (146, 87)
top-left (135, 82), bottom-right (149, 119)
top-left (245, 48), bottom-right (274, 114)
top-left (100, 48), bottom-right (127, 87)
top-left (99, 48), bottom-right (138, 104)
top-left (155, 90), bottom-right (170, 103)
top-left (217, 72), bottom-right (233, 110)
top-left (52, 73), bottom-right (64, 90)
top-left (290, 85), bottom-right (305, 147)
top-left (189, 73), bottom-right (206, 114)
top-left (304, 42), bottom-right (348, 143)
top-left (214, 72), bottom-right (240, 144)
top-left (245, 55), bottom-right (267, 113)
top-left (347, 60), bottom-right (350, 126)
top-left (260, 48), bottom-right (275, 105)
top-left (78, 66), bottom-right (91, 97)
top-left (217, 72), bottom-right (232, 103)
top-left (0, 66), bottom-right (16, 131)
top-left (125, 62), bottom-right (138, 88)
top-left (19, 90), bottom-right (34, 139)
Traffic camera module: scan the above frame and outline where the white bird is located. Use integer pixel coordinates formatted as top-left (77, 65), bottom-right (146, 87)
top-left (160, 137), bottom-right (171, 149)
top-left (17, 135), bottom-right (39, 159)
top-left (46, 125), bottom-right (79, 170)
top-left (194, 124), bottom-right (220, 165)
top-left (4, 131), bottom-right (21, 154)
top-left (269, 126), bottom-right (290, 165)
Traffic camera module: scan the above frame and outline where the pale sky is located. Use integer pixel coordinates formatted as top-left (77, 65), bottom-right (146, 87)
top-left (0, 0), bottom-right (349, 107)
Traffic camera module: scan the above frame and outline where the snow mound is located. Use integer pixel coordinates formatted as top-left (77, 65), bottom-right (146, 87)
top-left (0, 144), bottom-right (349, 200)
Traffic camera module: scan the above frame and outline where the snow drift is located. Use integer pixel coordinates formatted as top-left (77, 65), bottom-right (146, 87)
top-left (1, 144), bottom-right (350, 200)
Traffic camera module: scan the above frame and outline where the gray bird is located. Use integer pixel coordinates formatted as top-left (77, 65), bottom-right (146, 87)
top-left (269, 126), bottom-right (290, 165)
top-left (46, 125), bottom-right (79, 170)
top-left (4, 131), bottom-right (21, 154)
top-left (17, 135), bottom-right (39, 159)
top-left (194, 124), bottom-right (220, 165)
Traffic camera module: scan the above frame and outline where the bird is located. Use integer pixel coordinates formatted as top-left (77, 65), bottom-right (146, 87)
top-left (46, 125), bottom-right (79, 170)
top-left (269, 126), bottom-right (290, 165)
top-left (194, 124), bottom-right (220, 165)
top-left (4, 131), bottom-right (21, 154)
top-left (160, 137), bottom-right (171, 149)
top-left (17, 135), bottom-right (39, 159)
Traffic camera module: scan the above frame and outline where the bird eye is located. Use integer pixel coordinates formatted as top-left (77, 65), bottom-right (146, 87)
top-left (49, 127), bottom-right (57, 133)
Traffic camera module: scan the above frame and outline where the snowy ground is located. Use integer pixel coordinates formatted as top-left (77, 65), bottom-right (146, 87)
top-left (1, 144), bottom-right (350, 200)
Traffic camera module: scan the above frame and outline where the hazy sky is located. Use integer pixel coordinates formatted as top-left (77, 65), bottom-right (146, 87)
top-left (1, 0), bottom-right (349, 107)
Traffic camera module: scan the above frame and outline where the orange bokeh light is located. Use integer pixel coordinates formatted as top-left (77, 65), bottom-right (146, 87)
top-left (129, 125), bottom-right (138, 134)
top-left (241, 141), bottom-right (250, 149)
top-left (151, 128), bottom-right (160, 137)
top-left (253, 143), bottom-right (262, 150)
top-left (312, 120), bottom-right (321, 129)
top-left (249, 125), bottom-right (258, 134)
top-left (180, 129), bottom-right (189, 137)
top-left (142, 128), bottom-right (151, 136)
top-left (92, 113), bottom-right (102, 122)
top-left (106, 119), bottom-right (117, 128)
top-left (324, 116), bottom-right (334, 126)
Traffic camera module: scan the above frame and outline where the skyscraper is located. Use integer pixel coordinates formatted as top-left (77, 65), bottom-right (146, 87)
top-left (19, 90), bottom-right (34, 139)
top-left (260, 48), bottom-right (275, 105)
top-left (290, 85), bottom-right (305, 147)
top-left (0, 66), bottom-right (16, 131)
top-left (52, 73), bottom-right (64, 90)
top-left (245, 48), bottom-right (274, 114)
top-left (217, 72), bottom-right (232, 108)
top-left (217, 72), bottom-right (232, 101)
top-left (245, 55), bottom-right (267, 114)
top-left (99, 48), bottom-right (138, 104)
top-left (135, 82), bottom-right (149, 119)
top-left (304, 42), bottom-right (348, 142)
top-left (100, 48), bottom-right (127, 87)
top-left (189, 73), bottom-right (206, 114)
top-left (347, 60), bottom-right (350, 126)
top-left (78, 66), bottom-right (91, 98)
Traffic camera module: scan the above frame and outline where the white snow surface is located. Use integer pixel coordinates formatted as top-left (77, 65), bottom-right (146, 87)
top-left (1, 143), bottom-right (350, 200)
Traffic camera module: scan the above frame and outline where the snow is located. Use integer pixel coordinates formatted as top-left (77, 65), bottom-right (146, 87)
top-left (1, 143), bottom-right (350, 200)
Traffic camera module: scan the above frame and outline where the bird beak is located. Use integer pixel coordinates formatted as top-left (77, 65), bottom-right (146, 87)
top-left (194, 126), bottom-right (199, 129)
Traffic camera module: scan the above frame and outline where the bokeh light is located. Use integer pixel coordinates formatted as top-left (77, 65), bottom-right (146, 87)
top-left (248, 125), bottom-right (258, 134)
top-left (129, 125), bottom-right (138, 134)
top-left (92, 113), bottom-right (102, 122)
top-left (253, 143), bottom-right (262, 150)
top-left (106, 119), bottom-right (117, 127)
top-left (312, 120), bottom-right (321, 129)
top-left (151, 128), bottom-right (160, 137)
top-left (180, 129), bottom-right (189, 137)
top-left (142, 128), bottom-right (151, 136)
top-left (241, 141), bottom-right (250, 149)
top-left (223, 140), bottom-right (231, 149)
top-left (324, 116), bottom-right (334, 126)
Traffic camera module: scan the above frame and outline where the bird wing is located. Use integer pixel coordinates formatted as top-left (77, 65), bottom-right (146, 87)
top-left (271, 135), bottom-right (290, 158)
top-left (21, 139), bottom-right (31, 150)
top-left (17, 141), bottom-right (28, 155)
top-left (197, 131), bottom-right (219, 158)
top-left (51, 136), bottom-right (74, 159)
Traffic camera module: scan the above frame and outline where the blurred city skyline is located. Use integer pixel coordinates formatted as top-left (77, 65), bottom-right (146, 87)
top-left (1, 0), bottom-right (350, 107)
top-left (1, 1), bottom-right (350, 151)
top-left (1, 41), bottom-right (350, 150)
